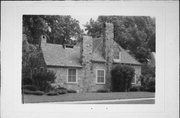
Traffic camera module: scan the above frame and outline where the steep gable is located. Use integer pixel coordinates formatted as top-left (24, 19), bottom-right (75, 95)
top-left (92, 37), bottom-right (141, 65)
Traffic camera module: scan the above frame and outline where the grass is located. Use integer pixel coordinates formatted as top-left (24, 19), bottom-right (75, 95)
top-left (23, 92), bottom-right (155, 103)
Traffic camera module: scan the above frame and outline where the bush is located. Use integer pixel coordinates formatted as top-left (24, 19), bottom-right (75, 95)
top-left (141, 76), bottom-right (155, 92)
top-left (111, 64), bottom-right (135, 92)
top-left (22, 77), bottom-right (33, 85)
top-left (96, 89), bottom-right (109, 93)
top-left (46, 91), bottom-right (59, 96)
top-left (129, 86), bottom-right (144, 92)
top-left (32, 70), bottom-right (56, 92)
top-left (55, 89), bottom-right (67, 94)
top-left (146, 78), bottom-right (155, 92)
top-left (22, 85), bottom-right (38, 91)
top-left (67, 89), bottom-right (77, 93)
top-left (129, 86), bottom-right (138, 92)
top-left (23, 89), bottom-right (44, 95)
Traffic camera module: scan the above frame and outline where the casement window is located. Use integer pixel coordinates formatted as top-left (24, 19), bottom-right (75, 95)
top-left (67, 69), bottom-right (77, 83)
top-left (96, 69), bottom-right (105, 84)
top-left (132, 74), bottom-right (136, 84)
top-left (114, 50), bottom-right (121, 61)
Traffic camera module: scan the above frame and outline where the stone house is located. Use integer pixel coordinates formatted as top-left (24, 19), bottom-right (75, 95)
top-left (37, 23), bottom-right (141, 93)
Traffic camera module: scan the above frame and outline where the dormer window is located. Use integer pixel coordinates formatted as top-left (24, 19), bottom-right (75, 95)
top-left (113, 50), bottom-right (121, 61)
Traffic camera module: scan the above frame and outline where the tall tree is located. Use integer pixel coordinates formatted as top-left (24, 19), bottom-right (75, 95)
top-left (85, 16), bottom-right (155, 63)
top-left (23, 15), bottom-right (83, 45)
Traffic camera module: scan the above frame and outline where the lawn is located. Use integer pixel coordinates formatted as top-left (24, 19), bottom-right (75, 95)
top-left (23, 92), bottom-right (155, 103)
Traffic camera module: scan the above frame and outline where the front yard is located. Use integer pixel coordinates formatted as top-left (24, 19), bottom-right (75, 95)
top-left (23, 92), bottom-right (155, 103)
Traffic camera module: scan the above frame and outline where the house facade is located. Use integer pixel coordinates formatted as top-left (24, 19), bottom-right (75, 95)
top-left (39, 23), bottom-right (141, 93)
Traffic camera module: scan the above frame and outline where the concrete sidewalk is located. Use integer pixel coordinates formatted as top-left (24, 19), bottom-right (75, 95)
top-left (45, 98), bottom-right (155, 104)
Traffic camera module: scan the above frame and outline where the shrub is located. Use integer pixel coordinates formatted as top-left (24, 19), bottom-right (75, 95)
top-left (22, 77), bottom-right (33, 85)
top-left (96, 89), bottom-right (109, 93)
top-left (46, 91), bottom-right (59, 96)
top-left (111, 64), bottom-right (135, 92)
top-left (129, 86), bottom-right (138, 92)
top-left (67, 89), bottom-right (77, 93)
top-left (32, 70), bottom-right (56, 92)
top-left (23, 89), bottom-right (44, 95)
top-left (141, 76), bottom-right (155, 92)
top-left (55, 89), bottom-right (67, 94)
top-left (22, 85), bottom-right (38, 91)
top-left (146, 78), bottom-right (155, 92)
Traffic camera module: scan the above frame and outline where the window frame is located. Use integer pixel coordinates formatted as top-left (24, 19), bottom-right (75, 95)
top-left (67, 68), bottom-right (77, 83)
top-left (113, 50), bottom-right (121, 61)
top-left (131, 74), bottom-right (136, 84)
top-left (96, 69), bottom-right (106, 84)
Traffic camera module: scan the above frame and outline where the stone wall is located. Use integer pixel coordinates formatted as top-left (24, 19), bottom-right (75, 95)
top-left (48, 67), bottom-right (84, 93)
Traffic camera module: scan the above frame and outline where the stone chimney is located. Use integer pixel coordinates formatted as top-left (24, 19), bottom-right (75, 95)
top-left (102, 23), bottom-right (114, 90)
top-left (81, 36), bottom-right (93, 92)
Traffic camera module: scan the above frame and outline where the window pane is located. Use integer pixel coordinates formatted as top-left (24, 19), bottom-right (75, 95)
top-left (97, 70), bottom-right (105, 83)
top-left (68, 69), bottom-right (76, 82)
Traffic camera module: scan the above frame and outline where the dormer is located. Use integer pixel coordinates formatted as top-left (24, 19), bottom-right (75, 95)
top-left (113, 47), bottom-right (121, 62)
top-left (63, 44), bottom-right (74, 49)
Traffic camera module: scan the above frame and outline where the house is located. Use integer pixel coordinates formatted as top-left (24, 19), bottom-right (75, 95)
top-left (39, 23), bottom-right (142, 93)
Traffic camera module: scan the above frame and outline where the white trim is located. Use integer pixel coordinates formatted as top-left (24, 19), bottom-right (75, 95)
top-left (96, 69), bottom-right (106, 84)
top-left (113, 51), bottom-right (121, 62)
top-left (67, 68), bottom-right (77, 84)
top-left (131, 74), bottom-right (136, 84)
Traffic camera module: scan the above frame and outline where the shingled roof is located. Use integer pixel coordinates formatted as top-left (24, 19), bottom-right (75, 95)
top-left (41, 37), bottom-right (141, 67)
top-left (41, 43), bottom-right (82, 67)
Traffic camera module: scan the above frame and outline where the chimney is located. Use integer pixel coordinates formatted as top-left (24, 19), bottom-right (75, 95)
top-left (102, 23), bottom-right (114, 90)
top-left (81, 36), bottom-right (93, 64)
top-left (40, 35), bottom-right (47, 48)
top-left (102, 22), bottom-right (114, 59)
top-left (80, 36), bottom-right (93, 92)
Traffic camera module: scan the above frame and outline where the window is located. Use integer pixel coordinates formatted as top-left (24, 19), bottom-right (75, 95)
top-left (132, 74), bottom-right (136, 84)
top-left (68, 69), bottom-right (77, 83)
top-left (96, 69), bottom-right (105, 84)
top-left (114, 50), bottom-right (121, 60)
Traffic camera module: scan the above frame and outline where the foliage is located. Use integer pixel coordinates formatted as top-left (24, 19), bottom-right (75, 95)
top-left (32, 70), bottom-right (56, 92)
top-left (141, 76), bottom-right (155, 92)
top-left (23, 89), bottom-right (44, 95)
top-left (23, 15), bottom-right (83, 45)
top-left (22, 85), bottom-right (38, 91)
top-left (85, 16), bottom-right (155, 63)
top-left (67, 89), bottom-right (77, 93)
top-left (46, 91), bottom-right (59, 96)
top-left (111, 64), bottom-right (135, 92)
top-left (129, 85), bottom-right (144, 92)
top-left (96, 89), bottom-right (109, 93)
top-left (22, 77), bottom-right (33, 85)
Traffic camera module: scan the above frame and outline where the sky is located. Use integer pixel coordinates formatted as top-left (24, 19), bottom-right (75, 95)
top-left (71, 15), bottom-right (99, 32)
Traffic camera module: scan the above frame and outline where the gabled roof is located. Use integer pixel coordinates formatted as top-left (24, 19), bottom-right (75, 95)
top-left (41, 43), bottom-right (82, 67)
top-left (41, 37), bottom-right (141, 67)
top-left (92, 38), bottom-right (141, 65)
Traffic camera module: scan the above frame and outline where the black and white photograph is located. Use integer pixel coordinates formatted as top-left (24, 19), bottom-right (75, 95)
top-left (1, 1), bottom-right (179, 118)
top-left (22, 15), bottom-right (156, 104)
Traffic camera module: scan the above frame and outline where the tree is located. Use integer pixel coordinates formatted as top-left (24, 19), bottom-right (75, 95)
top-left (111, 64), bottom-right (135, 92)
top-left (23, 15), bottom-right (83, 45)
top-left (85, 16), bottom-right (156, 63)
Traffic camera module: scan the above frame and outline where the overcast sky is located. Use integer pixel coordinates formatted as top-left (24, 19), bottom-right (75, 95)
top-left (71, 15), bottom-right (99, 32)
